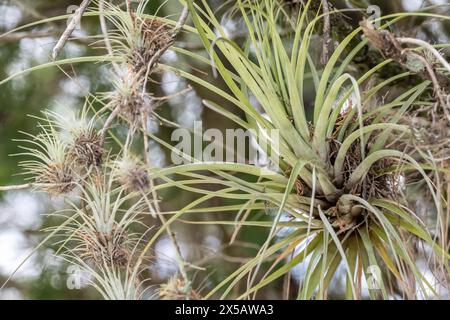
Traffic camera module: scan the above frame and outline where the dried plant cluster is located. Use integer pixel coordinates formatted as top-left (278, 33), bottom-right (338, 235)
top-left (69, 130), bottom-right (104, 168)
top-left (115, 155), bottom-right (151, 193)
top-left (35, 162), bottom-right (77, 195)
top-left (73, 220), bottom-right (130, 267)
top-left (17, 119), bottom-right (78, 196)
top-left (157, 276), bottom-right (201, 300)
top-left (104, 76), bottom-right (153, 127)
top-left (129, 15), bottom-right (172, 75)
top-left (0, 0), bottom-right (449, 300)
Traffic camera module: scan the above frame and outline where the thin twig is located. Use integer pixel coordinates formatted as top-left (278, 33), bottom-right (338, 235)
top-left (100, 105), bottom-right (121, 138)
top-left (52, 0), bottom-right (92, 60)
top-left (99, 0), bottom-right (122, 75)
top-left (321, 0), bottom-right (332, 65)
top-left (174, 5), bottom-right (190, 33)
top-left (0, 184), bottom-right (32, 191)
top-left (140, 107), bottom-right (190, 289)
top-left (0, 31), bottom-right (56, 42)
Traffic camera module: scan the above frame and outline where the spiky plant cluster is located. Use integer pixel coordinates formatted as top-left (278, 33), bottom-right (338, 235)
top-left (103, 74), bottom-right (153, 127)
top-left (1, 0), bottom-right (192, 301)
top-left (49, 166), bottom-right (154, 299)
top-left (97, 1), bottom-right (181, 136)
top-left (16, 121), bottom-right (77, 196)
top-left (128, 14), bottom-right (172, 75)
top-left (72, 171), bottom-right (147, 264)
top-left (35, 162), bottom-right (76, 195)
top-left (69, 130), bottom-right (104, 168)
top-left (158, 276), bottom-right (201, 300)
top-left (114, 154), bottom-right (150, 193)
top-left (161, 0), bottom-right (450, 299)
top-left (75, 222), bottom-right (130, 268)
top-left (17, 109), bottom-right (106, 195)
top-left (61, 250), bottom-right (148, 300)
top-left (305, 111), bottom-right (410, 232)
top-left (13, 105), bottom-right (156, 298)
top-left (102, 0), bottom-right (175, 77)
top-left (46, 1), bottom-right (188, 299)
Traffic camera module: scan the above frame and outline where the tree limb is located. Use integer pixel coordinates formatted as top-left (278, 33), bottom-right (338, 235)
top-left (51, 0), bottom-right (92, 60)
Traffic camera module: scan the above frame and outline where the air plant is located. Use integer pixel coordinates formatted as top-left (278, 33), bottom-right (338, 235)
top-left (128, 15), bottom-right (172, 75)
top-left (157, 275), bottom-right (202, 300)
top-left (113, 153), bottom-right (151, 193)
top-left (72, 169), bottom-right (146, 258)
top-left (49, 167), bottom-right (153, 298)
top-left (47, 107), bottom-right (105, 169)
top-left (15, 117), bottom-right (77, 195)
top-left (101, 73), bottom-right (153, 129)
top-left (75, 222), bottom-right (131, 267)
top-left (1, 0), bottom-right (449, 301)
top-left (100, 0), bottom-right (174, 77)
top-left (61, 252), bottom-right (150, 300)
top-left (139, 0), bottom-right (450, 299)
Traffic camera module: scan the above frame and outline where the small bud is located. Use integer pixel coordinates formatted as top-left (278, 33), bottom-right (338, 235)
top-left (114, 155), bottom-right (150, 193)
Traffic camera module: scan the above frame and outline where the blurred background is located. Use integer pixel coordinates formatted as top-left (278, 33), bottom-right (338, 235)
top-left (0, 0), bottom-right (449, 299)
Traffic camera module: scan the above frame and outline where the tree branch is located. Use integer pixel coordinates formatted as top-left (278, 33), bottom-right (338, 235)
top-left (321, 0), bottom-right (333, 65)
top-left (51, 0), bottom-right (92, 60)
top-left (0, 184), bottom-right (32, 191)
top-left (0, 31), bottom-right (56, 43)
